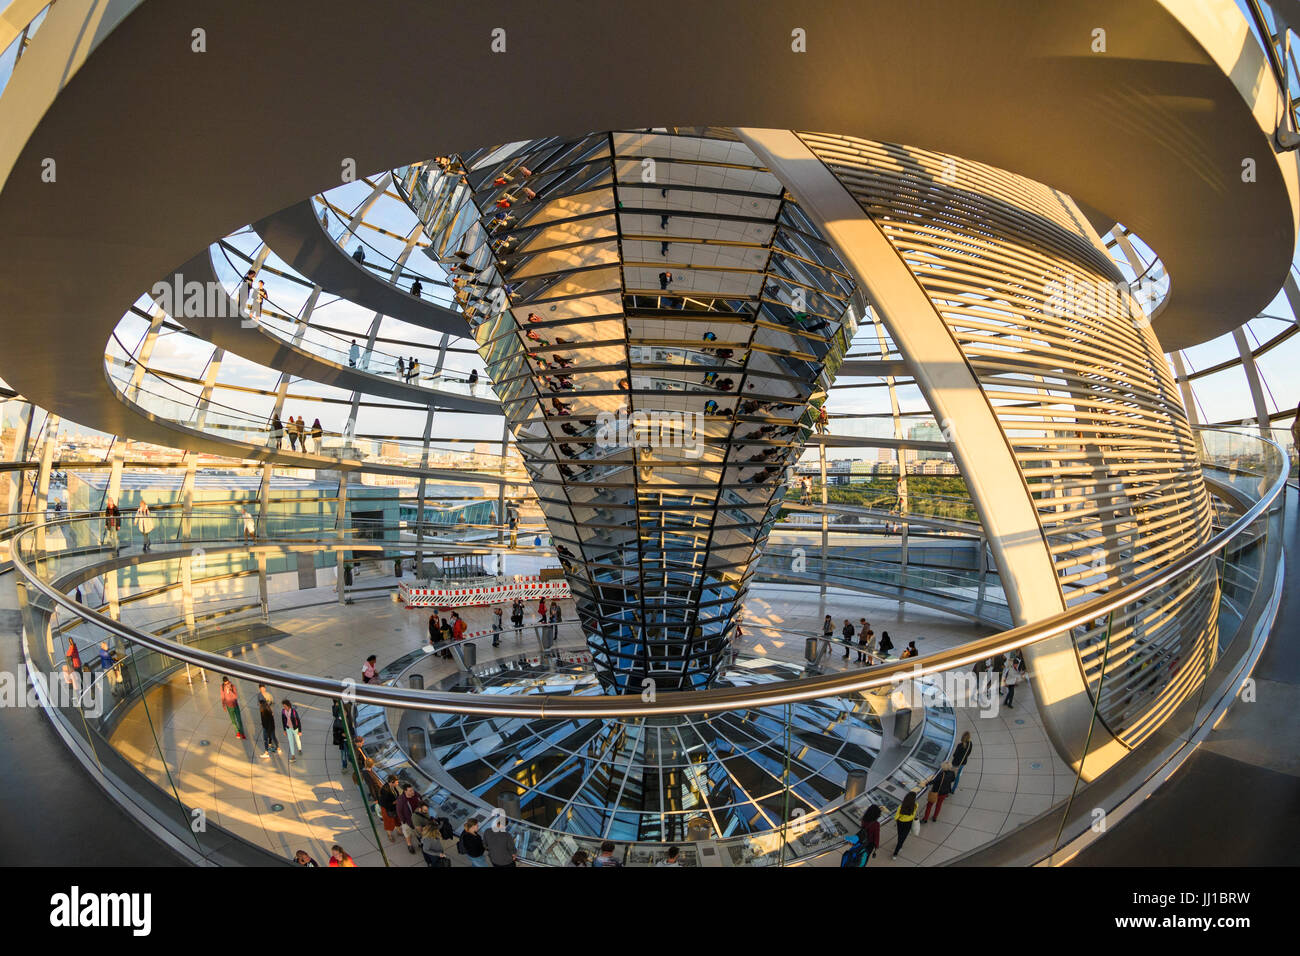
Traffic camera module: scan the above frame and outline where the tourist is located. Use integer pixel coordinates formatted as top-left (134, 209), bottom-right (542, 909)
top-left (311, 418), bottom-right (323, 453)
top-left (331, 699), bottom-right (351, 769)
top-left (428, 611), bottom-right (441, 649)
top-left (991, 652), bottom-right (1006, 703)
top-left (270, 414), bottom-right (283, 449)
top-left (592, 840), bottom-right (622, 867)
top-left (856, 622), bottom-right (873, 664)
top-left (352, 246), bottom-right (365, 263)
top-left (1002, 656), bottom-right (1023, 708)
top-left (97, 641), bottom-right (118, 687)
top-left (361, 654), bottom-right (378, 683)
top-left (257, 696), bottom-right (279, 758)
top-left (103, 498), bottom-right (122, 553)
top-left (328, 845), bottom-right (356, 867)
top-left (878, 630), bottom-right (894, 657)
top-left (893, 791), bottom-right (919, 859)
top-left (134, 500), bottom-right (154, 553)
top-left (66, 637), bottom-right (82, 674)
top-left (841, 805), bottom-right (881, 866)
top-left (656, 845), bottom-right (682, 867)
top-left (951, 731), bottom-right (974, 789)
top-left (459, 818), bottom-right (488, 867)
top-left (841, 618), bottom-right (855, 658)
top-left (921, 761), bottom-right (957, 822)
top-left (901, 641), bottom-right (919, 659)
top-left (549, 602), bottom-right (561, 643)
top-left (492, 606), bottom-right (504, 647)
top-left (569, 850), bottom-right (590, 867)
top-left (439, 616), bottom-right (454, 656)
top-left (354, 738), bottom-right (383, 803)
top-left (378, 777), bottom-right (402, 845)
top-left (973, 656), bottom-right (990, 704)
top-left (241, 506), bottom-right (256, 540)
top-left (293, 850), bottom-right (319, 867)
top-left (822, 615), bottom-right (834, 656)
top-left (410, 279), bottom-right (423, 298)
top-left (409, 797), bottom-right (435, 837)
top-left (219, 676), bottom-right (246, 740)
top-left (60, 661), bottom-right (81, 698)
top-left (420, 822), bottom-right (450, 867)
top-left (252, 280), bottom-right (267, 319)
top-left (287, 417), bottom-right (298, 451)
top-left (396, 783), bottom-right (422, 855)
top-left (281, 698), bottom-right (302, 763)
top-left (483, 820), bottom-right (518, 867)
top-left (451, 610), bottom-right (466, 641)
top-left (396, 356), bottom-right (405, 380)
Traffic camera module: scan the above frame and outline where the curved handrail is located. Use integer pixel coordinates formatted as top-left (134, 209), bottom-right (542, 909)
top-left (102, 349), bottom-right (524, 482)
top-left (209, 239), bottom-right (493, 394)
top-left (10, 429), bottom-right (1288, 718)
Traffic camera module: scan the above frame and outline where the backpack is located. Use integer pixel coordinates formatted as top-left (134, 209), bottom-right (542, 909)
top-left (840, 836), bottom-right (870, 868)
top-left (456, 831), bottom-right (466, 854)
top-left (437, 817), bottom-right (454, 841)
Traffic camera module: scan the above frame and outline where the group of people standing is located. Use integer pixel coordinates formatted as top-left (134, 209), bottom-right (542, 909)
top-left (268, 414), bottom-right (323, 453)
top-left (426, 610), bottom-right (468, 659)
top-left (972, 651), bottom-right (1026, 707)
top-left (101, 498), bottom-right (155, 554)
top-left (503, 596), bottom-right (561, 643)
top-left (825, 615), bottom-right (896, 664)
top-left (241, 269), bottom-right (267, 320)
top-left (217, 676), bottom-right (304, 763)
top-left (843, 729), bottom-right (977, 865)
top-left (395, 356), bottom-right (421, 384)
top-left (536, 595), bottom-right (562, 643)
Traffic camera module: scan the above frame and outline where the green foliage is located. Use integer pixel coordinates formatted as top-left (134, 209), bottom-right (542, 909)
top-left (783, 476), bottom-right (976, 522)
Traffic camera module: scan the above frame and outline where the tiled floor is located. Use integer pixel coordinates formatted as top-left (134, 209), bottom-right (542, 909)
top-left (108, 574), bottom-right (1072, 866)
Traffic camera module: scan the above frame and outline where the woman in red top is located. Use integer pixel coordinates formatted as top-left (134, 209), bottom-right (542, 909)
top-left (538, 596), bottom-right (547, 617)
top-left (219, 676), bottom-right (246, 739)
top-left (66, 639), bottom-right (82, 672)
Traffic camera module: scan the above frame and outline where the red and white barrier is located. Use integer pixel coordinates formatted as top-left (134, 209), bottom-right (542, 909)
top-left (399, 574), bottom-right (570, 609)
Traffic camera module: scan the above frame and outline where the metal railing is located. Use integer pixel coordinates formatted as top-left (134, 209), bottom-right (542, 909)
top-left (11, 430), bottom-right (1287, 719)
